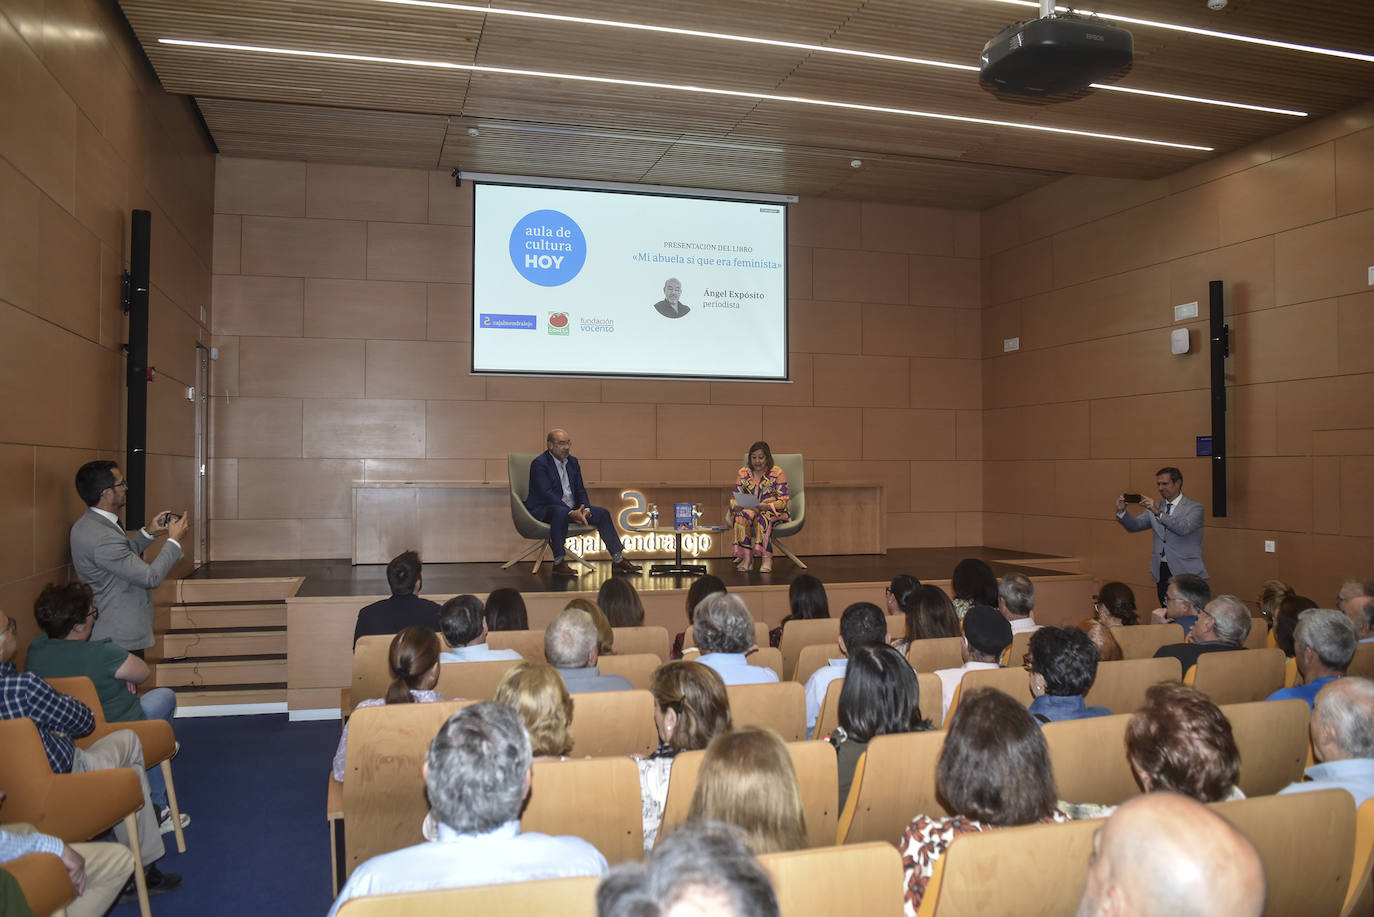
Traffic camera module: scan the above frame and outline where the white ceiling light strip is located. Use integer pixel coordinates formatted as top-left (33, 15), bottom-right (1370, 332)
top-left (158, 38), bottom-right (1214, 151)
top-left (374, 0), bottom-right (1308, 116)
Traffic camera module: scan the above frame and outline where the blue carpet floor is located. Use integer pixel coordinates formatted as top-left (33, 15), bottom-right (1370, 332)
top-left (108, 714), bottom-right (340, 917)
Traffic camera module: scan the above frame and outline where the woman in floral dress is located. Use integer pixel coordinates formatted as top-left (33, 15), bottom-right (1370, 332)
top-left (729, 440), bottom-right (790, 574)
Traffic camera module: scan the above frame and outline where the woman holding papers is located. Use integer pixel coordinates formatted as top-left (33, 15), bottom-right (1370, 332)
top-left (728, 441), bottom-right (790, 573)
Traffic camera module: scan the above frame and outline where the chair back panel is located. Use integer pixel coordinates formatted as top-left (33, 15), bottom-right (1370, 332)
top-left (353, 634), bottom-right (397, 707)
top-left (1109, 623), bottom-right (1184, 659)
top-left (1083, 656), bottom-right (1182, 716)
top-left (487, 629), bottom-right (547, 662)
top-left (957, 667), bottom-right (1034, 710)
top-left (596, 654), bottom-right (662, 691)
top-left (435, 660), bottom-right (521, 702)
top-left (1001, 630), bottom-right (1034, 668)
top-left (6, 851), bottom-right (77, 915)
top-left (918, 673), bottom-right (944, 729)
top-left (341, 699), bottom-right (475, 878)
top-left (1224, 698), bottom-right (1310, 797)
top-left (726, 682), bottom-right (807, 742)
top-left (1192, 648), bottom-right (1285, 705)
top-left (1345, 798), bottom-right (1374, 916)
top-left (760, 843), bottom-right (905, 917)
top-left (522, 756), bottom-right (645, 864)
top-left (1212, 790), bottom-right (1355, 917)
top-left (569, 690), bottom-right (658, 758)
top-left (682, 622), bottom-right (768, 652)
top-left (1350, 642), bottom-right (1374, 679)
top-left (611, 626), bottom-right (671, 661)
top-left (918, 817), bottom-right (1102, 917)
top-left (838, 730), bottom-right (948, 845)
top-left (1043, 714), bottom-right (1139, 807)
top-left (815, 677), bottom-right (845, 740)
top-left (770, 453), bottom-right (805, 534)
top-left (43, 676), bottom-right (175, 765)
top-left (334, 874), bottom-right (600, 917)
top-left (748, 647), bottom-right (784, 679)
top-left (1244, 619), bottom-right (1269, 650)
top-left (906, 638), bottom-right (963, 676)
top-left (886, 614), bottom-right (906, 641)
top-left (779, 619), bottom-right (841, 681)
top-left (507, 453), bottom-right (549, 540)
top-left (795, 644), bottom-right (840, 686)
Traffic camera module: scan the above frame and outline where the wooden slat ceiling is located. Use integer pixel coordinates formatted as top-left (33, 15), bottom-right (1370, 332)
top-left (116, 0), bottom-right (1374, 208)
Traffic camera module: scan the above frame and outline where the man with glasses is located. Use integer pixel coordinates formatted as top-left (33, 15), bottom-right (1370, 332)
top-left (1152, 594), bottom-right (1251, 673)
top-left (1114, 466), bottom-right (1208, 607)
top-left (525, 429), bottom-right (640, 577)
top-left (70, 461), bottom-right (188, 656)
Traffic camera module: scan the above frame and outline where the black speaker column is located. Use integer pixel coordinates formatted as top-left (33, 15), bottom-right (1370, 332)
top-left (125, 209), bottom-right (151, 531)
top-left (1208, 279), bottom-right (1229, 518)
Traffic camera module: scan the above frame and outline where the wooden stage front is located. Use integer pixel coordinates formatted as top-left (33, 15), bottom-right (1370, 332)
top-left (174, 547), bottom-right (1096, 716)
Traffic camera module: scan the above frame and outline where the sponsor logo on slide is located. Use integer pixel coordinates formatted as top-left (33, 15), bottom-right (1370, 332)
top-left (479, 313), bottom-right (537, 330)
top-left (510, 210), bottom-right (587, 287)
top-left (547, 312), bottom-right (570, 336)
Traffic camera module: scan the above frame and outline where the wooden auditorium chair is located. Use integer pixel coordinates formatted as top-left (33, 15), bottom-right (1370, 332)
top-left (1184, 647), bottom-right (1285, 705)
top-left (836, 730), bottom-right (947, 845)
top-left (0, 718), bottom-right (151, 917)
top-left (948, 667), bottom-right (1034, 717)
top-left (503, 452), bottom-right (596, 573)
top-left (656, 739), bottom-right (839, 851)
top-left (748, 647), bottom-right (784, 679)
top-left (595, 653), bottom-right (662, 690)
top-left (1109, 622), bottom-right (1184, 659)
top-left (1083, 656), bottom-right (1182, 716)
top-left (610, 626), bottom-right (671, 661)
top-left (1344, 798), bottom-right (1374, 917)
top-left (1044, 714), bottom-right (1140, 808)
top-left (1284, 655), bottom-right (1300, 688)
top-left (1244, 619), bottom-right (1270, 650)
top-left (794, 643), bottom-right (840, 686)
top-left (1349, 642), bottom-right (1374, 679)
top-left (915, 815), bottom-right (1103, 916)
top-left (885, 615), bottom-right (906, 642)
top-left (5, 852), bottom-right (76, 916)
top-left (334, 873), bottom-right (600, 916)
top-left (1223, 698), bottom-right (1310, 797)
top-left (726, 682), bottom-right (806, 742)
top-left (681, 621), bottom-right (770, 654)
top-left (44, 676), bottom-right (188, 855)
top-left (522, 756), bottom-right (645, 864)
top-left (778, 618), bottom-right (841, 681)
top-left (760, 842), bottom-right (905, 917)
top-left (905, 637), bottom-right (963, 676)
top-left (813, 671), bottom-right (944, 741)
top-left (487, 628), bottom-right (547, 662)
top-left (434, 659), bottom-right (522, 702)
top-left (568, 690), bottom-right (658, 757)
top-left (348, 634), bottom-right (398, 712)
top-left (1000, 629), bottom-right (1034, 668)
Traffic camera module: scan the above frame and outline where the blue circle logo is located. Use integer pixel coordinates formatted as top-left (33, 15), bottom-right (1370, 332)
top-left (509, 210), bottom-right (586, 286)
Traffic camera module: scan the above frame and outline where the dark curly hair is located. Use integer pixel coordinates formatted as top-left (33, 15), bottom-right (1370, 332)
top-left (1029, 627), bottom-right (1100, 697)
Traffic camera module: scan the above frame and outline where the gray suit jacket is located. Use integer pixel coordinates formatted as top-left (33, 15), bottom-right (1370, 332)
top-left (70, 509), bottom-right (183, 651)
top-left (1116, 493), bottom-right (1207, 583)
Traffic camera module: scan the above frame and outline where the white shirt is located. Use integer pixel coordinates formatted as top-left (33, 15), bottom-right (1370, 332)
top-left (804, 659), bottom-right (847, 737)
top-left (934, 661), bottom-right (1000, 720)
top-left (439, 645), bottom-right (522, 664)
top-left (1008, 617), bottom-right (1039, 635)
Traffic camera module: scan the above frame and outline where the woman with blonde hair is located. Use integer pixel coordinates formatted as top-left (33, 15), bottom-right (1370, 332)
top-left (565, 597), bottom-right (614, 656)
top-left (331, 626), bottom-right (442, 781)
top-left (494, 661), bottom-right (575, 759)
top-left (687, 726), bottom-right (807, 854)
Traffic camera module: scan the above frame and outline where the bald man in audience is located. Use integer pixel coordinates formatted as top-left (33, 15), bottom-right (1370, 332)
top-left (1076, 792), bottom-right (1265, 917)
top-left (1280, 677), bottom-right (1374, 806)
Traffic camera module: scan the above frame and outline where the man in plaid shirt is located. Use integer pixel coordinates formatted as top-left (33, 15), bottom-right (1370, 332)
top-left (0, 609), bottom-right (180, 896)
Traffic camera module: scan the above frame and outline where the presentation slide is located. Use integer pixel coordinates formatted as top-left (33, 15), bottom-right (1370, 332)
top-left (471, 181), bottom-right (788, 381)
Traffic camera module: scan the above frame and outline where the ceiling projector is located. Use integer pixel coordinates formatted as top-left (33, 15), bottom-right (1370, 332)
top-left (979, 11), bottom-right (1133, 101)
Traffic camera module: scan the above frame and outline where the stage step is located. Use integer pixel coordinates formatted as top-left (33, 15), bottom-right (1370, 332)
top-left (160, 629), bottom-right (286, 658)
top-left (169, 603), bottom-right (287, 629)
top-left (176, 576), bottom-right (302, 604)
top-left (174, 686), bottom-right (288, 708)
top-left (155, 657), bottom-right (287, 687)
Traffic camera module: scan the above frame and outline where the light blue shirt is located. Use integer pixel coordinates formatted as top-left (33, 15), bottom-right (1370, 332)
top-left (554, 455), bottom-right (574, 508)
top-left (328, 819), bottom-right (606, 916)
top-left (697, 653), bottom-right (779, 686)
top-left (439, 645), bottom-right (522, 664)
top-left (1279, 758), bottom-right (1374, 807)
top-left (805, 659), bottom-right (846, 737)
top-left (0, 828), bottom-right (63, 863)
top-left (1266, 675), bottom-right (1341, 708)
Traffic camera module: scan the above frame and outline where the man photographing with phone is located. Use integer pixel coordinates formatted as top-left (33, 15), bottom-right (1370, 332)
top-left (70, 461), bottom-right (189, 657)
top-left (1115, 466), bottom-right (1208, 607)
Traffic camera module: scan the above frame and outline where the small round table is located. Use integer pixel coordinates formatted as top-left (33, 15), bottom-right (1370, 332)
top-left (634, 525), bottom-right (726, 577)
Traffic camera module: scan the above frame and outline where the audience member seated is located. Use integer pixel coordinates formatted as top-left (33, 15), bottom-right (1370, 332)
top-left (1338, 578), bottom-right (1374, 616)
top-left (951, 558), bottom-right (998, 621)
top-left (598, 578), bottom-right (646, 629)
top-left (884, 574), bottom-right (920, 654)
top-left (999, 572), bottom-right (1039, 634)
top-left (891, 584), bottom-right (961, 656)
top-left (1281, 676), bottom-right (1374, 806)
top-left (1076, 792), bottom-right (1265, 917)
top-left (1273, 592), bottom-right (1318, 657)
top-left (1093, 581), bottom-right (1139, 627)
top-left (485, 588), bottom-right (529, 632)
top-left (1126, 682), bottom-right (1243, 803)
top-left (0, 608), bottom-right (179, 896)
top-left (934, 604), bottom-right (1012, 719)
top-left (597, 821), bottom-right (779, 917)
top-left (496, 662), bottom-right (575, 760)
top-left (674, 575), bottom-right (726, 658)
top-left (830, 644), bottom-right (932, 807)
top-left (1341, 584), bottom-right (1374, 644)
top-left (1257, 578), bottom-right (1293, 631)
top-left (770, 574), bottom-right (829, 649)
top-left (333, 627), bottom-right (443, 782)
top-left (686, 726), bottom-right (807, 854)
top-left (804, 602), bottom-right (887, 737)
top-left (24, 582), bottom-right (186, 830)
top-left (899, 687), bottom-right (1067, 914)
top-left (1149, 572), bottom-right (1210, 637)
top-left (695, 594), bottom-right (779, 686)
top-left (0, 789), bottom-right (136, 917)
top-left (1077, 618), bottom-right (1123, 662)
top-left (1267, 608), bottom-right (1357, 707)
top-left (437, 595), bottom-right (521, 663)
top-left (545, 608), bottom-right (633, 694)
top-left (567, 597), bottom-right (616, 656)
top-left (636, 661), bottom-right (732, 851)
top-left (1152, 594), bottom-right (1250, 671)
top-left (1027, 627), bottom-right (1111, 723)
top-left (352, 550), bottom-right (440, 648)
top-left (329, 703), bottom-right (607, 914)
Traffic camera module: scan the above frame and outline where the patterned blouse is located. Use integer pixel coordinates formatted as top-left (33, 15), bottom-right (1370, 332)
top-left (730, 467), bottom-right (791, 518)
top-left (636, 742), bottom-right (680, 852)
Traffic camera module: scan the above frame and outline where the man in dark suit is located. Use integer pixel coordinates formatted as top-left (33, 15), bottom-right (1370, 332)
top-left (70, 461), bottom-right (187, 656)
top-left (525, 429), bottom-right (640, 577)
top-left (353, 550), bottom-right (443, 647)
top-left (1115, 466), bottom-right (1208, 606)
